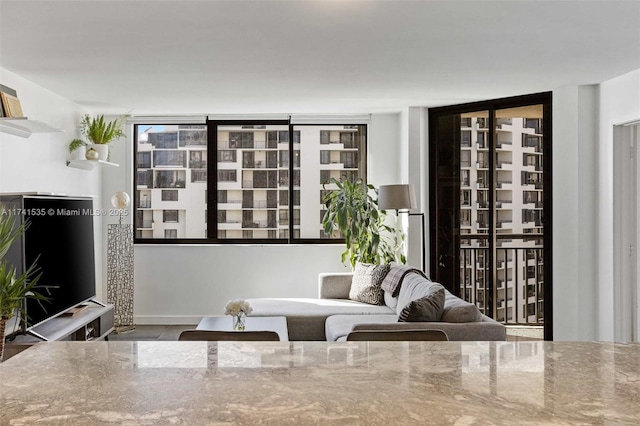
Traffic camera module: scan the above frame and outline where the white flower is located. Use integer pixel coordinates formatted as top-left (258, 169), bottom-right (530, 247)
top-left (224, 299), bottom-right (253, 316)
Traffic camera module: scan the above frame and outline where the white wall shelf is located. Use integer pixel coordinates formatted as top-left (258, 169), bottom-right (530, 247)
top-left (66, 159), bottom-right (120, 170)
top-left (0, 117), bottom-right (64, 138)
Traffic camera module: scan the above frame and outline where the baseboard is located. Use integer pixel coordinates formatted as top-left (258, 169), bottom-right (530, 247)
top-left (133, 315), bottom-right (202, 325)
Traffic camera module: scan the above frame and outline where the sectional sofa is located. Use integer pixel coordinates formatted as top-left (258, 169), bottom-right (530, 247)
top-left (246, 270), bottom-right (506, 341)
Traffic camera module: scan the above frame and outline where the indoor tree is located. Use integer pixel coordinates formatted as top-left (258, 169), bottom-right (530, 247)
top-left (322, 178), bottom-right (405, 269)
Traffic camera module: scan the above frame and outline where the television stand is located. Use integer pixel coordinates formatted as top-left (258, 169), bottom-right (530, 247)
top-left (3, 302), bottom-right (114, 359)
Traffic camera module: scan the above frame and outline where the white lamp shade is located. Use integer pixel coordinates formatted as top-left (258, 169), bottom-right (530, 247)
top-left (111, 192), bottom-right (130, 209)
top-left (378, 184), bottom-right (417, 210)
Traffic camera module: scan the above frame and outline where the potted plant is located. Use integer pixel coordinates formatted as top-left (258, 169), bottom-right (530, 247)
top-left (78, 114), bottom-right (125, 161)
top-left (68, 138), bottom-right (87, 161)
top-left (0, 214), bottom-right (49, 362)
top-left (322, 178), bottom-right (405, 269)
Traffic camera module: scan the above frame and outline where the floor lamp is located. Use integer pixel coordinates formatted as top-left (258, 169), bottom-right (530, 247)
top-left (378, 184), bottom-right (426, 272)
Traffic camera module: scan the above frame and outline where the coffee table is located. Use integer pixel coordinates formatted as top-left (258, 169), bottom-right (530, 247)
top-left (196, 316), bottom-right (289, 341)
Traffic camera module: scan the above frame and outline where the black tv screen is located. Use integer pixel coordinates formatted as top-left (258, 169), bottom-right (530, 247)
top-left (21, 196), bottom-right (97, 328)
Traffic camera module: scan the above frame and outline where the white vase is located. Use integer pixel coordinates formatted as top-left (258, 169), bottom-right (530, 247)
top-left (88, 144), bottom-right (109, 161)
top-left (232, 313), bottom-right (246, 331)
top-left (70, 145), bottom-right (86, 161)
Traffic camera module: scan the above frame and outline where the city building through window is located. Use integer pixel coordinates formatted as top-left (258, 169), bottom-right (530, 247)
top-left (134, 121), bottom-right (367, 243)
top-left (429, 92), bottom-right (552, 339)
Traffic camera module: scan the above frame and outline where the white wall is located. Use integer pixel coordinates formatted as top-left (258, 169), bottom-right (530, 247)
top-left (103, 113), bottom-right (402, 324)
top-left (552, 69), bottom-right (640, 341)
top-left (598, 69), bottom-right (640, 341)
top-left (0, 67), bottom-right (105, 298)
top-left (552, 85), bottom-right (599, 340)
top-left (0, 68), bottom-right (95, 194)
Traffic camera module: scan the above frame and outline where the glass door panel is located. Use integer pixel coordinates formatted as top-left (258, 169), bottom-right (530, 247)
top-left (430, 93), bottom-right (551, 338)
top-left (494, 105), bottom-right (545, 324)
top-left (459, 111), bottom-right (491, 317)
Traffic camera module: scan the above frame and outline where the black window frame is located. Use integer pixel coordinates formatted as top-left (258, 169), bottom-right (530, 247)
top-left (428, 91), bottom-right (552, 340)
top-left (134, 119), bottom-right (367, 245)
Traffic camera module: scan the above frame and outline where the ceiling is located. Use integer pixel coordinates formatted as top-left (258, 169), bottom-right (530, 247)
top-left (1, 0), bottom-right (639, 116)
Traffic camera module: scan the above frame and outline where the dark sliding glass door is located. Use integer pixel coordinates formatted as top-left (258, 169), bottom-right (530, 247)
top-left (429, 93), bottom-right (553, 340)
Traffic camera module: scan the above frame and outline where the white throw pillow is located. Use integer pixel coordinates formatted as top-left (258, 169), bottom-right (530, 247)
top-left (349, 262), bottom-right (390, 305)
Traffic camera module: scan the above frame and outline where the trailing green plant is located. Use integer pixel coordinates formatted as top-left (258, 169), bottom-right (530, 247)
top-left (80, 114), bottom-right (125, 145)
top-left (68, 138), bottom-right (87, 153)
top-left (0, 257), bottom-right (46, 322)
top-left (322, 178), bottom-right (405, 269)
top-left (0, 213), bottom-right (50, 361)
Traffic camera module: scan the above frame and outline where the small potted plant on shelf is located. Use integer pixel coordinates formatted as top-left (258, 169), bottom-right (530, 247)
top-left (0, 213), bottom-right (49, 362)
top-left (68, 138), bottom-right (87, 161)
top-left (77, 114), bottom-right (126, 161)
top-left (321, 177), bottom-right (405, 269)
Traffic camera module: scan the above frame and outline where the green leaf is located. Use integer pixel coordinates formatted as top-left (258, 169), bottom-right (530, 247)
top-left (0, 214), bottom-right (52, 321)
top-left (319, 177), bottom-right (406, 268)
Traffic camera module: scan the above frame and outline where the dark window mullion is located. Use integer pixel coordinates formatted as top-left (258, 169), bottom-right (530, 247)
top-left (488, 109), bottom-right (497, 321)
top-left (207, 121), bottom-right (218, 240)
top-left (288, 121), bottom-right (294, 243)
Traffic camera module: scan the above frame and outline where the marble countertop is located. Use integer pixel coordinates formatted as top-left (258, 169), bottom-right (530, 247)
top-left (1, 341), bottom-right (639, 425)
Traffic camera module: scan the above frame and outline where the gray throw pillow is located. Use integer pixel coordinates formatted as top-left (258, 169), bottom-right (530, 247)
top-left (395, 273), bottom-right (440, 314)
top-left (395, 273), bottom-right (446, 321)
top-left (349, 262), bottom-right (391, 305)
top-left (398, 286), bottom-right (445, 322)
top-left (441, 290), bottom-right (483, 323)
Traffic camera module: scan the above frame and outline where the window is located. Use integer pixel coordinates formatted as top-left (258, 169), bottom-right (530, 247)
top-left (162, 190), bottom-right (178, 201)
top-left (191, 170), bottom-right (207, 183)
top-left (461, 150), bottom-right (471, 167)
top-left (135, 120), bottom-right (366, 243)
top-left (217, 150), bottom-right (236, 163)
top-left (524, 118), bottom-right (542, 134)
top-left (218, 170), bottom-right (237, 182)
top-left (149, 132), bottom-right (178, 149)
top-left (461, 190), bottom-right (471, 206)
top-left (477, 131), bottom-right (487, 148)
top-left (154, 170), bottom-right (186, 188)
top-left (320, 150), bottom-right (330, 164)
top-left (191, 151), bottom-right (208, 168)
top-left (179, 127), bottom-right (206, 147)
top-left (137, 152), bottom-right (151, 168)
top-left (320, 130), bottom-right (330, 144)
top-left (163, 210), bottom-right (179, 223)
top-left (153, 150), bottom-right (186, 167)
top-left (461, 170), bottom-right (470, 187)
top-left (137, 170), bottom-right (153, 187)
top-left (461, 130), bottom-right (471, 147)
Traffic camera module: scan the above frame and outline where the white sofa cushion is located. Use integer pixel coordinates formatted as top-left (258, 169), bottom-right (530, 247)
top-left (246, 297), bottom-right (394, 340)
top-left (383, 291), bottom-right (398, 309)
top-left (247, 297), bottom-right (394, 317)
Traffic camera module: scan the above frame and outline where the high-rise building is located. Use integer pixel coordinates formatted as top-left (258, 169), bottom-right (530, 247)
top-left (459, 115), bottom-right (544, 324)
top-left (134, 123), bottom-right (366, 241)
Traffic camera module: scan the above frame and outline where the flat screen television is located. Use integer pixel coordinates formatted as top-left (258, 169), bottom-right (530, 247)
top-left (1, 194), bottom-right (97, 330)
